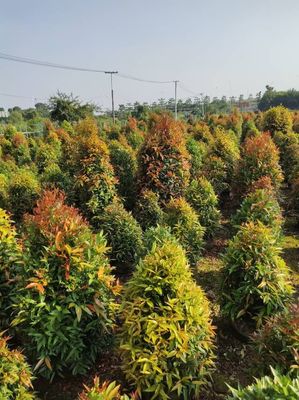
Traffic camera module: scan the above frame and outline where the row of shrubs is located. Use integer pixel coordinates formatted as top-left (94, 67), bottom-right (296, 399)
top-left (1, 191), bottom-right (296, 398)
top-left (1, 107), bottom-right (298, 223)
top-left (0, 107), bottom-right (298, 398)
top-left (4, 197), bottom-right (298, 398)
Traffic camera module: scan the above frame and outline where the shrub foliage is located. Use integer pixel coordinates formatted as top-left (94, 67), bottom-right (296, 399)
top-left (0, 335), bottom-right (35, 400)
top-left (119, 241), bottom-right (215, 400)
top-left (12, 190), bottom-right (119, 379)
top-left (222, 222), bottom-right (293, 326)
top-left (138, 114), bottom-right (190, 203)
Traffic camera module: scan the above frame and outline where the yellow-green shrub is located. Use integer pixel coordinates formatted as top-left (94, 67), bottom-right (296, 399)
top-left (0, 335), bottom-right (35, 400)
top-left (7, 168), bottom-right (41, 220)
top-left (0, 174), bottom-right (8, 209)
top-left (164, 197), bottom-right (205, 265)
top-left (74, 130), bottom-right (117, 218)
top-left (119, 242), bottom-right (215, 400)
top-left (203, 128), bottom-right (240, 195)
top-left (263, 106), bottom-right (293, 135)
top-left (79, 377), bottom-right (137, 400)
top-left (186, 177), bottom-right (221, 237)
top-left (0, 209), bottom-right (21, 328)
top-left (134, 190), bottom-right (164, 230)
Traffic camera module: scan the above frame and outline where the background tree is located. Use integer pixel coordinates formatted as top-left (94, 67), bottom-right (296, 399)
top-left (49, 92), bottom-right (97, 123)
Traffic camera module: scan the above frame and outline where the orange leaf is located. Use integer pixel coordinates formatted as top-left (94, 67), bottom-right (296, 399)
top-left (25, 282), bottom-right (45, 294)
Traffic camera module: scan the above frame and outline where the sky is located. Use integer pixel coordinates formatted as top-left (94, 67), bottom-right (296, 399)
top-left (1, 0), bottom-right (299, 110)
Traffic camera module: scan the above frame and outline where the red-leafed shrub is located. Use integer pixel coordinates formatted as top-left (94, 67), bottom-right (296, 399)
top-left (138, 114), bottom-right (190, 203)
top-left (253, 303), bottom-right (299, 374)
top-left (236, 132), bottom-right (283, 195)
top-left (12, 189), bottom-right (119, 379)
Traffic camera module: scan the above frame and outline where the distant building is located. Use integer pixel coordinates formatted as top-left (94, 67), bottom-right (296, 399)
top-left (0, 109), bottom-right (8, 118)
top-left (236, 98), bottom-right (259, 112)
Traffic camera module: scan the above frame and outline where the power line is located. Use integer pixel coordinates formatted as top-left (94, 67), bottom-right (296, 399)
top-left (0, 52), bottom-right (108, 73)
top-left (118, 73), bottom-right (173, 84)
top-left (0, 92), bottom-right (35, 100)
top-left (0, 51), bottom-right (174, 84)
top-left (178, 83), bottom-right (202, 97)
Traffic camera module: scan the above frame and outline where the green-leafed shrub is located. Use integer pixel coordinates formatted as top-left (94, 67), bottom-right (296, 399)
top-left (0, 335), bottom-right (35, 400)
top-left (263, 105), bottom-right (293, 135)
top-left (217, 109), bottom-right (243, 139)
top-left (222, 222), bottom-right (293, 326)
top-left (202, 155), bottom-right (228, 195)
top-left (142, 225), bottom-right (178, 257)
top-left (253, 303), bottom-right (299, 374)
top-left (164, 197), bottom-right (205, 265)
top-left (232, 189), bottom-right (283, 239)
top-left (0, 209), bottom-right (21, 328)
top-left (35, 140), bottom-right (62, 173)
top-left (12, 190), bottom-right (119, 379)
top-left (109, 140), bottom-right (138, 209)
top-left (134, 190), bottom-right (164, 230)
top-left (227, 368), bottom-right (299, 399)
top-left (291, 174), bottom-right (299, 223)
top-left (10, 132), bottom-right (31, 166)
top-left (186, 177), bottom-right (221, 237)
top-left (236, 132), bottom-right (283, 195)
top-left (74, 130), bottom-right (117, 218)
top-left (186, 136), bottom-right (206, 178)
top-left (126, 130), bottom-right (144, 151)
top-left (211, 129), bottom-right (240, 164)
top-left (0, 174), bottom-right (8, 209)
top-left (273, 131), bottom-right (299, 182)
top-left (79, 377), bottom-right (137, 400)
top-left (98, 201), bottom-right (143, 273)
top-left (203, 127), bottom-right (240, 195)
top-left (119, 242), bottom-right (215, 400)
top-left (138, 114), bottom-right (190, 203)
top-left (7, 168), bottom-right (41, 220)
top-left (40, 163), bottom-right (72, 191)
top-left (3, 124), bottom-right (17, 139)
top-left (193, 121), bottom-right (215, 145)
top-left (241, 119), bottom-right (260, 143)
top-left (0, 158), bottom-right (17, 175)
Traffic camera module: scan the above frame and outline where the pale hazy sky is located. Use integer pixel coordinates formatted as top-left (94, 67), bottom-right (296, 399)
top-left (1, 0), bottom-right (299, 110)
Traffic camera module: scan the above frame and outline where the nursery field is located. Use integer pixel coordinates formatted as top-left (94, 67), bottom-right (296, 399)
top-left (0, 105), bottom-right (298, 399)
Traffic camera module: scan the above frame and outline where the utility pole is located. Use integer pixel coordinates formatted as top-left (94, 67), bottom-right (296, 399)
top-left (200, 93), bottom-right (204, 117)
top-left (174, 80), bottom-right (179, 120)
top-left (105, 71), bottom-right (118, 123)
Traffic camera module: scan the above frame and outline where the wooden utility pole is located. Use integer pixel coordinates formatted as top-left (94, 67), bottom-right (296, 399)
top-left (105, 71), bottom-right (118, 123)
top-left (174, 80), bottom-right (179, 120)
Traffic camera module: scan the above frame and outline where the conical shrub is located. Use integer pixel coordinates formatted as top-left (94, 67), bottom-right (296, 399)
top-left (119, 241), bottom-right (215, 399)
top-left (222, 222), bottom-right (293, 326)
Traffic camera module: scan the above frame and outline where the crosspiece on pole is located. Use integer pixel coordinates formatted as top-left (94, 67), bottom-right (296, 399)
top-left (105, 71), bottom-right (118, 123)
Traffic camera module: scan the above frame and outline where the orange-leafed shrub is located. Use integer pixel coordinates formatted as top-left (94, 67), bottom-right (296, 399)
top-left (236, 132), bottom-right (283, 195)
top-left (138, 114), bottom-right (190, 203)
